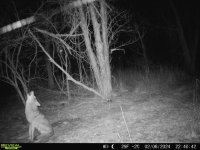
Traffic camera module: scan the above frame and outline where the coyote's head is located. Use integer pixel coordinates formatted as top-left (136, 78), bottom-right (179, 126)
top-left (26, 91), bottom-right (40, 107)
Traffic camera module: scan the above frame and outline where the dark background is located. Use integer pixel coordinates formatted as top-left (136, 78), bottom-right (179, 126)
top-left (0, 0), bottom-right (199, 67)
top-left (0, 0), bottom-right (199, 97)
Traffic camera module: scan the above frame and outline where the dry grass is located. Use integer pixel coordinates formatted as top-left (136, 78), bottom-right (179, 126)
top-left (114, 66), bottom-right (190, 94)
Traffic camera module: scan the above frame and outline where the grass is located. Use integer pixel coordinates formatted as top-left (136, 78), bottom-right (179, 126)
top-left (113, 65), bottom-right (190, 94)
top-left (112, 65), bottom-right (200, 142)
top-left (1, 64), bottom-right (200, 143)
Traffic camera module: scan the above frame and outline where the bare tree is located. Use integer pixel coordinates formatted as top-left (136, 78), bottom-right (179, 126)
top-left (27, 0), bottom-right (135, 101)
top-left (77, 1), bottom-right (112, 100)
top-left (0, 46), bottom-right (29, 105)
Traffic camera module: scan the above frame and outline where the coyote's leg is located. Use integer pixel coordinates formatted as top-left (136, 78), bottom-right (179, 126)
top-left (29, 124), bottom-right (35, 142)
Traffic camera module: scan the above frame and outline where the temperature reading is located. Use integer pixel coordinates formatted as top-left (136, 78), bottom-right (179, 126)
top-left (121, 144), bottom-right (129, 149)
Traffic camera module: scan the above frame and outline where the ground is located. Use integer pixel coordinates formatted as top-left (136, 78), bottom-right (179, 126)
top-left (0, 77), bottom-right (200, 143)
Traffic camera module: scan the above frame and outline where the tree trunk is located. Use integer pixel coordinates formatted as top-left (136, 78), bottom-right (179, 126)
top-left (100, 1), bottom-right (112, 99)
top-left (45, 38), bottom-right (54, 89)
top-left (79, 1), bottom-right (112, 100)
top-left (79, 6), bottom-right (102, 93)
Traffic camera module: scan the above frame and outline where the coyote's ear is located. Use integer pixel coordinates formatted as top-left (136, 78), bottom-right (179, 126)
top-left (27, 91), bottom-right (34, 97)
top-left (30, 91), bottom-right (34, 96)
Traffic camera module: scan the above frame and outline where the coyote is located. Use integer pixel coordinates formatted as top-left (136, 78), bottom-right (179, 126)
top-left (25, 91), bottom-right (53, 143)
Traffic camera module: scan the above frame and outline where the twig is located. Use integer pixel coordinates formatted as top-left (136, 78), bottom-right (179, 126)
top-left (119, 105), bottom-right (132, 143)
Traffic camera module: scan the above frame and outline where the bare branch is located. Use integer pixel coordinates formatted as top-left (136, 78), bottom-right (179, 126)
top-left (29, 29), bottom-right (104, 99)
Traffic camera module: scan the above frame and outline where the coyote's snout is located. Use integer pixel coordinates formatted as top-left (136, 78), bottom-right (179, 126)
top-left (25, 91), bottom-right (53, 143)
